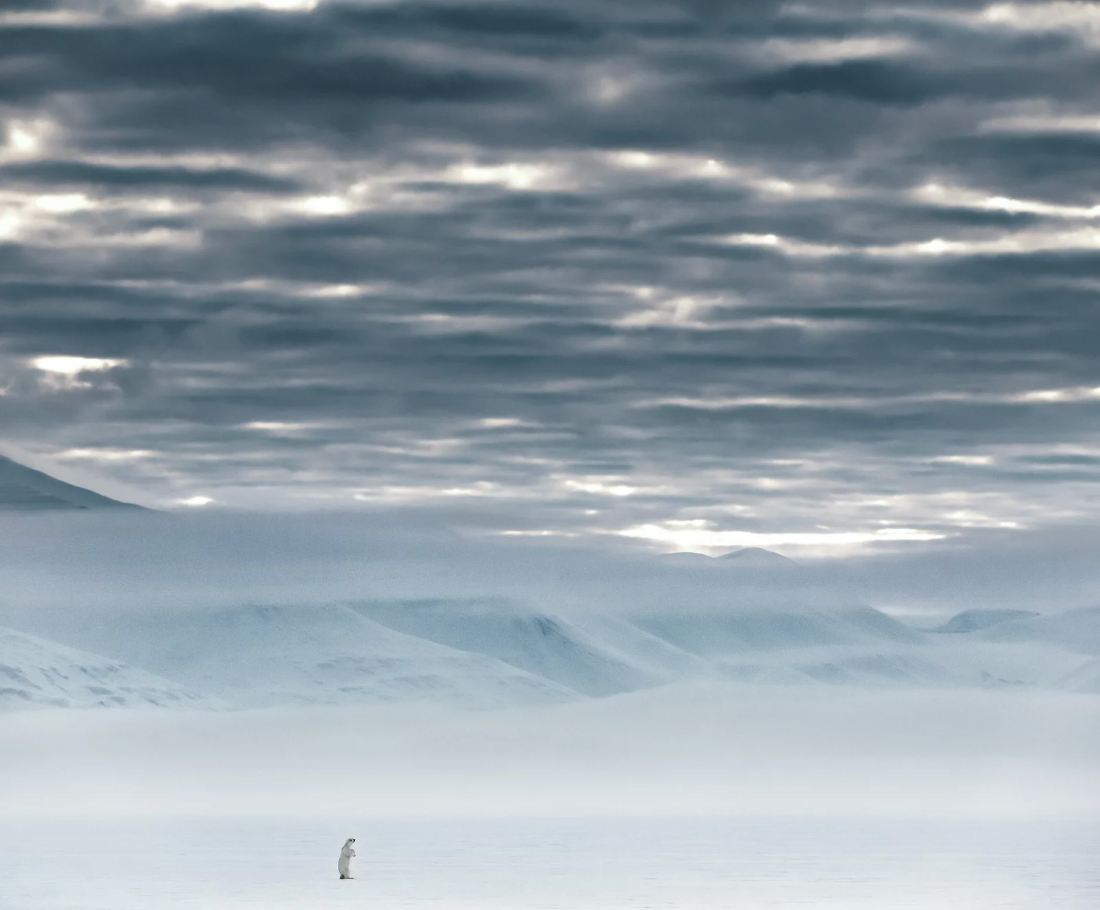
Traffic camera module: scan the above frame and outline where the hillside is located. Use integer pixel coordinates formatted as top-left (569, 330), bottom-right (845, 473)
top-left (1061, 658), bottom-right (1100, 693)
top-left (977, 607), bottom-right (1100, 657)
top-left (44, 604), bottom-right (580, 709)
top-left (0, 455), bottom-right (142, 511)
top-left (0, 625), bottom-right (214, 710)
top-left (353, 601), bottom-right (710, 697)
top-left (935, 609), bottom-right (1040, 634)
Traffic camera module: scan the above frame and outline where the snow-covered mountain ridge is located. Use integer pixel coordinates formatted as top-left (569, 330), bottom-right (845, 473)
top-left (8, 591), bottom-right (1096, 711)
top-left (0, 626), bottom-right (215, 710)
top-left (0, 455), bottom-right (141, 511)
top-left (33, 604), bottom-right (578, 709)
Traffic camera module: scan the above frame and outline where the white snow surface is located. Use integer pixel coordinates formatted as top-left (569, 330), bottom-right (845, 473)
top-left (2, 815), bottom-right (1098, 910)
top-left (352, 601), bottom-right (711, 697)
top-left (977, 606), bottom-right (1100, 656)
top-left (45, 604), bottom-right (578, 708)
top-left (2, 683), bottom-right (1099, 908)
top-left (631, 605), bottom-right (920, 656)
top-left (1061, 658), bottom-right (1100, 693)
top-left (0, 625), bottom-right (214, 710)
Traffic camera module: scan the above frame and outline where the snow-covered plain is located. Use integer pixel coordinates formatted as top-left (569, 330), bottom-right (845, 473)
top-left (2, 815), bottom-right (1098, 910)
top-left (1, 685), bottom-right (1099, 910)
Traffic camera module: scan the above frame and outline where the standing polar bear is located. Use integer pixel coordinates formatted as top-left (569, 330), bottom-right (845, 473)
top-left (338, 837), bottom-right (356, 879)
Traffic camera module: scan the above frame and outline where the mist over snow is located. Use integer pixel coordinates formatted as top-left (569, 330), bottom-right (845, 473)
top-left (2, 686), bottom-right (1098, 821)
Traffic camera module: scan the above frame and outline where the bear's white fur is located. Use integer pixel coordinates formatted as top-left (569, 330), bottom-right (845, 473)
top-left (338, 838), bottom-right (356, 879)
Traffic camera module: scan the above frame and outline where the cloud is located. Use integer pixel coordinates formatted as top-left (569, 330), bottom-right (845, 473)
top-left (0, 160), bottom-right (303, 192)
top-left (1, 0), bottom-right (1100, 550)
top-left (619, 522), bottom-right (948, 552)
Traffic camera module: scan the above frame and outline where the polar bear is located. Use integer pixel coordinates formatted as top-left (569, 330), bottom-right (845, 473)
top-left (338, 838), bottom-right (356, 879)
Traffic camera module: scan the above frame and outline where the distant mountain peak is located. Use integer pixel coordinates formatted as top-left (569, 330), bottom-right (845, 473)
top-left (656, 551), bottom-right (716, 565)
top-left (655, 547), bottom-right (799, 569)
top-left (934, 609), bottom-right (1039, 634)
top-left (717, 547), bottom-right (797, 567)
top-left (0, 454), bottom-right (143, 511)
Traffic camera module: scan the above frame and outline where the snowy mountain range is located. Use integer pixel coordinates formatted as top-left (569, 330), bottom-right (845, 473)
top-left (44, 604), bottom-right (576, 709)
top-left (1, 456), bottom-right (1098, 710)
top-left (5, 595), bottom-right (1096, 712)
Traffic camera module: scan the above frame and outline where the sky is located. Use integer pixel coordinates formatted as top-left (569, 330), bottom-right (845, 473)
top-left (2, 0), bottom-right (1100, 555)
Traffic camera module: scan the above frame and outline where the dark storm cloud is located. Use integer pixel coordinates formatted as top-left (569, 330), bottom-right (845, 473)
top-left (0, 7), bottom-right (545, 151)
top-left (0, 160), bottom-right (303, 192)
top-left (2, 0), bottom-right (1100, 553)
top-left (919, 133), bottom-right (1100, 201)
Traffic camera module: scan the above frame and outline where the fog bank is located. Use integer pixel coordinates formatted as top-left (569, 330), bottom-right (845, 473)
top-left (3, 685), bottom-right (1097, 820)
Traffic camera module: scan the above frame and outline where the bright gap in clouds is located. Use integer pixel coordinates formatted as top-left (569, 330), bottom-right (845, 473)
top-left (2, 119), bottom-right (52, 158)
top-left (757, 36), bottom-right (919, 63)
top-left (58, 449), bottom-right (154, 462)
top-left (31, 356), bottom-right (126, 375)
top-left (722, 229), bottom-right (1100, 259)
top-left (619, 522), bottom-right (948, 555)
top-left (147, 0), bottom-right (319, 11)
top-left (980, 2), bottom-right (1100, 37)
